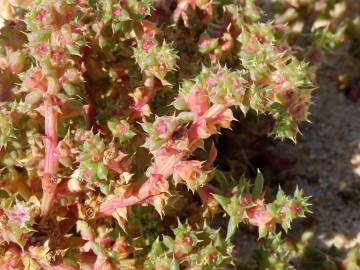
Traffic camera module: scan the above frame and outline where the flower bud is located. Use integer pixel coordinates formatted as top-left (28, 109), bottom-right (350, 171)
top-left (240, 194), bottom-right (252, 207)
top-left (8, 50), bottom-right (26, 73)
top-left (246, 201), bottom-right (272, 227)
top-left (173, 160), bottom-right (207, 191)
top-left (185, 88), bottom-right (209, 117)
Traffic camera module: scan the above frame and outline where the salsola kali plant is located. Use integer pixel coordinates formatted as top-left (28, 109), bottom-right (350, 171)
top-left (0, 0), bottom-right (313, 269)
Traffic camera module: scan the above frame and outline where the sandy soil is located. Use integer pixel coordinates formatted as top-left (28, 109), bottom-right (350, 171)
top-left (289, 73), bottom-right (360, 250)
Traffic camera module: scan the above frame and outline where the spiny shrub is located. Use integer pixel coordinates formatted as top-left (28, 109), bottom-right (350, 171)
top-left (0, 0), bottom-right (313, 269)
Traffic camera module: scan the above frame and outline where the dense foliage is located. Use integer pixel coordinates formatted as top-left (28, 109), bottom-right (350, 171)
top-left (0, 0), bottom-right (319, 269)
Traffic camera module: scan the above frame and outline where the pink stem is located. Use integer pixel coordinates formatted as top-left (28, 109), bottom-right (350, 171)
top-left (129, 85), bottom-right (157, 122)
top-left (198, 142), bottom-right (218, 205)
top-left (99, 104), bottom-right (229, 216)
top-left (97, 196), bottom-right (140, 217)
top-left (41, 105), bottom-right (59, 216)
top-left (98, 155), bottom-right (180, 216)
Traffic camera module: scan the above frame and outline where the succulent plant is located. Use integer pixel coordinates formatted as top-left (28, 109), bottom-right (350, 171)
top-left (0, 0), bottom-right (314, 269)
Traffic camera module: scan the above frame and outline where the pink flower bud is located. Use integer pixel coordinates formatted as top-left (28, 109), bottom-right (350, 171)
top-left (116, 123), bottom-right (127, 134)
top-left (7, 206), bottom-right (28, 225)
top-left (182, 236), bottom-right (192, 245)
top-left (71, 25), bottom-right (79, 33)
top-left (51, 50), bottom-right (64, 61)
top-left (188, 118), bottom-right (213, 140)
top-left (20, 233), bottom-right (29, 242)
top-left (185, 88), bottom-right (210, 117)
top-left (255, 34), bottom-right (266, 44)
top-left (158, 64), bottom-right (167, 72)
top-left (273, 24), bottom-right (285, 31)
top-left (23, 67), bottom-right (48, 92)
top-left (153, 116), bottom-right (176, 136)
top-left (83, 169), bottom-right (93, 180)
top-left (284, 89), bottom-right (294, 101)
top-left (154, 119), bottom-right (167, 134)
top-left (208, 251), bottom-right (217, 264)
top-left (142, 39), bottom-right (154, 52)
top-left (36, 43), bottom-right (48, 55)
top-left (216, 70), bottom-right (225, 80)
top-left (199, 37), bottom-right (211, 48)
top-left (246, 201), bottom-right (272, 227)
top-left (291, 202), bottom-right (301, 215)
top-left (36, 8), bottom-right (47, 21)
top-left (174, 160), bottom-right (202, 184)
top-left (79, 133), bottom-right (87, 142)
top-left (206, 76), bottom-right (216, 87)
top-left (240, 194), bottom-right (251, 206)
top-left (209, 53), bottom-right (217, 62)
top-left (138, 4), bottom-right (146, 14)
top-left (112, 7), bottom-right (121, 16)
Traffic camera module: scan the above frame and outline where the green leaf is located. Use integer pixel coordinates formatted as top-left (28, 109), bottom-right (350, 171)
top-left (213, 194), bottom-right (230, 212)
top-left (252, 170), bottom-right (264, 199)
top-left (258, 224), bottom-right (268, 239)
top-left (169, 259), bottom-right (180, 270)
top-left (66, 44), bottom-right (81, 56)
top-left (162, 235), bottom-right (174, 250)
top-left (226, 216), bottom-right (239, 240)
top-left (80, 160), bottom-right (98, 181)
top-left (99, 181), bottom-right (109, 194)
top-left (63, 83), bottom-right (78, 96)
top-left (269, 103), bottom-right (298, 142)
top-left (24, 90), bottom-right (43, 106)
top-left (148, 238), bottom-right (163, 259)
top-left (27, 30), bottom-right (50, 43)
top-left (97, 163), bottom-right (108, 180)
top-left (215, 170), bottom-right (231, 191)
top-left (116, 8), bottom-right (131, 22)
top-left (0, 189), bottom-right (10, 198)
